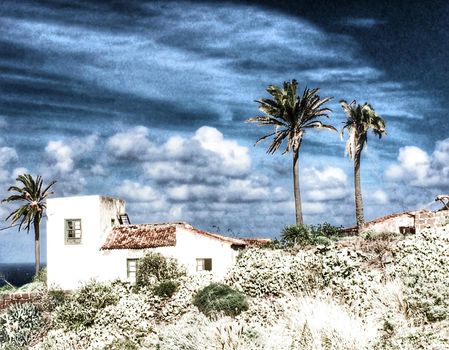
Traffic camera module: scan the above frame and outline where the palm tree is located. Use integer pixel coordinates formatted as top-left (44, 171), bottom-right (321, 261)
top-left (2, 174), bottom-right (57, 274)
top-left (340, 100), bottom-right (386, 232)
top-left (247, 80), bottom-right (336, 225)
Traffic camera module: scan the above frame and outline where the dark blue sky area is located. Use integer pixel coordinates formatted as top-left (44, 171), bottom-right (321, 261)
top-left (0, 0), bottom-right (448, 262)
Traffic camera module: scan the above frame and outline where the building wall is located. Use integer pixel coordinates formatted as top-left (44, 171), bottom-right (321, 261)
top-left (47, 195), bottom-right (125, 290)
top-left (364, 214), bottom-right (415, 234)
top-left (415, 210), bottom-right (449, 234)
top-left (101, 226), bottom-right (240, 284)
top-left (47, 195), bottom-right (240, 289)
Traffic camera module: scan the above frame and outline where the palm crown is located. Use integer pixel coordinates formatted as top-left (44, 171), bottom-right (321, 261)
top-left (340, 100), bottom-right (386, 160)
top-left (2, 174), bottom-right (56, 231)
top-left (247, 79), bottom-right (336, 153)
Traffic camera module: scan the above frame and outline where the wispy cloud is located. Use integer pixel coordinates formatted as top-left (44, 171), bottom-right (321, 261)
top-left (341, 17), bottom-right (386, 28)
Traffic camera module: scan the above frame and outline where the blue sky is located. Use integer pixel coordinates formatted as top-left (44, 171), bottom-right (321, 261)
top-left (0, 0), bottom-right (448, 262)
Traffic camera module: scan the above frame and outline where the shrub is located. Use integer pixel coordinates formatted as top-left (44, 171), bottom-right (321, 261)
top-left (33, 267), bottom-right (47, 285)
top-left (53, 280), bottom-right (118, 330)
top-left (281, 224), bottom-right (311, 247)
top-left (193, 283), bottom-right (248, 317)
top-left (40, 289), bottom-right (66, 312)
top-left (226, 248), bottom-right (323, 297)
top-left (281, 223), bottom-right (340, 247)
top-left (394, 230), bottom-right (449, 323)
top-left (135, 252), bottom-right (186, 290)
top-left (0, 302), bottom-right (46, 348)
top-left (153, 280), bottom-right (179, 298)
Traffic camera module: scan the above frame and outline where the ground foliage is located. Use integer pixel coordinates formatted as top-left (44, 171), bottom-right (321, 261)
top-left (0, 228), bottom-right (445, 349)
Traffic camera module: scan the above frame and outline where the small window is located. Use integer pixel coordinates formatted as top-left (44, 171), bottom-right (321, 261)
top-left (196, 258), bottom-right (212, 271)
top-left (127, 259), bottom-right (139, 283)
top-left (65, 219), bottom-right (82, 244)
top-left (399, 226), bottom-right (415, 234)
top-left (111, 218), bottom-right (115, 226)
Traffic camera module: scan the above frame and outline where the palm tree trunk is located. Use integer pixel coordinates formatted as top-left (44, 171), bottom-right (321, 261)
top-left (33, 219), bottom-right (40, 274)
top-left (293, 150), bottom-right (303, 225)
top-left (354, 150), bottom-right (365, 232)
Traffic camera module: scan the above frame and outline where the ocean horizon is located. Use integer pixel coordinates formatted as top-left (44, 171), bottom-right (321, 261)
top-left (0, 263), bottom-right (45, 287)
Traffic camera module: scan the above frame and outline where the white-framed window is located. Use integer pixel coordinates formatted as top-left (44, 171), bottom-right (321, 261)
top-left (127, 259), bottom-right (139, 283)
top-left (65, 219), bottom-right (82, 244)
top-left (196, 258), bottom-right (212, 271)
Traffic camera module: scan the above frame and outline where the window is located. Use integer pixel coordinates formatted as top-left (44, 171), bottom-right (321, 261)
top-left (65, 219), bottom-right (82, 244)
top-left (196, 258), bottom-right (212, 271)
top-left (399, 226), bottom-right (415, 234)
top-left (127, 259), bottom-right (139, 283)
top-left (111, 218), bottom-right (115, 227)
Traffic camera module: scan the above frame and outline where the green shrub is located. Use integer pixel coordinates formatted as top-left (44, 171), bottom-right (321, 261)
top-left (33, 267), bottom-right (47, 285)
top-left (42, 289), bottom-right (66, 311)
top-left (54, 280), bottom-right (119, 330)
top-left (0, 302), bottom-right (45, 347)
top-left (153, 280), bottom-right (179, 298)
top-left (281, 223), bottom-right (340, 247)
top-left (0, 284), bottom-right (16, 296)
top-left (193, 283), bottom-right (248, 317)
top-left (135, 252), bottom-right (186, 290)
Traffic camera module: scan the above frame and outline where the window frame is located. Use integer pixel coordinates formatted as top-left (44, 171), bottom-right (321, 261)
top-left (65, 218), bottom-right (82, 245)
top-left (196, 258), bottom-right (212, 271)
top-left (127, 258), bottom-right (139, 283)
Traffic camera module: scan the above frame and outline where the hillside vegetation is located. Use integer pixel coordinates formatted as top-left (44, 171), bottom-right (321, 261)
top-left (1, 229), bottom-right (449, 349)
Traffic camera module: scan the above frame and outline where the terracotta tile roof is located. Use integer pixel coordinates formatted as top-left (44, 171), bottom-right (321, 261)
top-left (101, 222), bottom-right (247, 250)
top-left (241, 238), bottom-right (272, 247)
top-left (181, 224), bottom-right (247, 246)
top-left (101, 223), bottom-right (177, 250)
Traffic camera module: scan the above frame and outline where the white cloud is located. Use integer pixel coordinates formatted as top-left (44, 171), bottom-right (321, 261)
top-left (115, 180), bottom-right (159, 203)
top-left (385, 141), bottom-right (449, 187)
top-left (193, 126), bottom-right (251, 176)
top-left (0, 146), bottom-right (18, 167)
top-left (45, 140), bottom-right (74, 173)
top-left (106, 126), bottom-right (156, 161)
top-left (371, 189), bottom-right (389, 205)
top-left (42, 134), bottom-right (98, 195)
top-left (302, 166), bottom-right (350, 202)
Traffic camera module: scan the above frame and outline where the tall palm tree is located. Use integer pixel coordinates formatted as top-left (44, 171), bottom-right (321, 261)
top-left (340, 100), bottom-right (386, 232)
top-left (2, 174), bottom-right (57, 274)
top-left (247, 80), bottom-right (336, 225)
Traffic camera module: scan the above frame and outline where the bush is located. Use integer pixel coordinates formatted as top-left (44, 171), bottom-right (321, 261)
top-left (193, 283), bottom-right (248, 317)
top-left (394, 230), bottom-right (449, 323)
top-left (226, 249), bottom-right (322, 297)
top-left (53, 280), bottom-right (118, 330)
top-left (135, 252), bottom-right (186, 290)
top-left (33, 267), bottom-right (47, 285)
top-left (0, 302), bottom-right (46, 348)
top-left (281, 223), bottom-right (341, 247)
top-left (41, 289), bottom-right (66, 312)
top-left (153, 280), bottom-right (179, 298)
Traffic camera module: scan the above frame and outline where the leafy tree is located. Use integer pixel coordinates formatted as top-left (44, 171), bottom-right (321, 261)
top-left (340, 100), bottom-right (386, 232)
top-left (247, 80), bottom-right (336, 225)
top-left (2, 174), bottom-right (56, 274)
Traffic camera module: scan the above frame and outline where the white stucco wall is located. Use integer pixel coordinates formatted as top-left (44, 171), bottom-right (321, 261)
top-left (365, 214), bottom-right (415, 233)
top-left (47, 195), bottom-right (241, 289)
top-left (101, 226), bottom-right (241, 284)
top-left (46, 195), bottom-right (125, 290)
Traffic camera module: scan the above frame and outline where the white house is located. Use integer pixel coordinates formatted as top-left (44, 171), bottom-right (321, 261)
top-left (46, 195), bottom-right (265, 290)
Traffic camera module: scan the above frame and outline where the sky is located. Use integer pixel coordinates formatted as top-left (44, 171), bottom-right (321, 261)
top-left (0, 0), bottom-right (448, 263)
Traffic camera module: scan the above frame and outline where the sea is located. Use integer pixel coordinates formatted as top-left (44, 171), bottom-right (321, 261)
top-left (0, 263), bottom-right (43, 287)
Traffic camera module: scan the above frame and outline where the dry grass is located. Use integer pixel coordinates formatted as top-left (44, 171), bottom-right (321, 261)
top-left (337, 232), bottom-right (402, 268)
